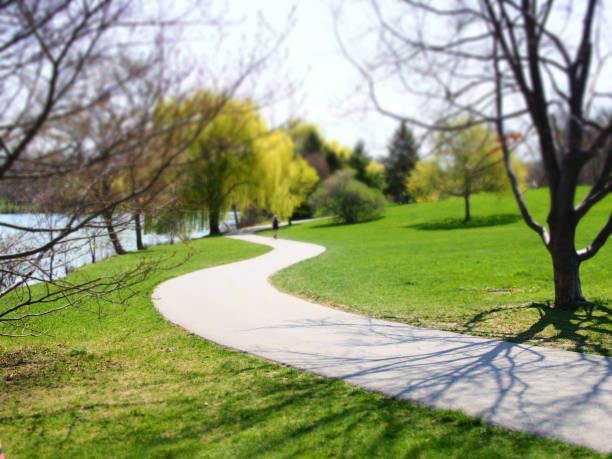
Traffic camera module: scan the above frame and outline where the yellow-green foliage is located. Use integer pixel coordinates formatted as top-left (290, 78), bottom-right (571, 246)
top-left (325, 140), bottom-right (352, 161)
top-left (176, 94), bottom-right (318, 220)
top-left (181, 98), bottom-right (264, 213)
top-left (286, 121), bottom-right (323, 152)
top-left (286, 120), bottom-right (351, 172)
top-left (365, 160), bottom-right (387, 190)
top-left (407, 160), bottom-right (442, 202)
top-left (407, 123), bottom-right (527, 202)
top-left (239, 131), bottom-right (318, 219)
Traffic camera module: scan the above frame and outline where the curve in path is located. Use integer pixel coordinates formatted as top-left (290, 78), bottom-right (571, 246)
top-left (153, 234), bottom-right (612, 453)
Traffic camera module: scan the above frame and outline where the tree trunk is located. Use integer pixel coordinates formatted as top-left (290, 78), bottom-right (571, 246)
top-left (549, 218), bottom-right (585, 308)
top-left (89, 236), bottom-right (97, 263)
top-left (463, 192), bottom-right (471, 222)
top-left (232, 204), bottom-right (240, 230)
top-left (47, 229), bottom-right (55, 281)
top-left (103, 209), bottom-right (126, 255)
top-left (209, 209), bottom-right (221, 235)
top-left (133, 211), bottom-right (145, 250)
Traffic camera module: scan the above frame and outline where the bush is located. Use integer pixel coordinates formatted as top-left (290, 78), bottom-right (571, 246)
top-left (310, 170), bottom-right (386, 223)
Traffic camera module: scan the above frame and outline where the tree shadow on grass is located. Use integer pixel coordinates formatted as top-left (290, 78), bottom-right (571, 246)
top-left (461, 302), bottom-right (612, 356)
top-left (2, 357), bottom-right (589, 458)
top-left (310, 216), bottom-right (386, 229)
top-left (407, 214), bottom-right (521, 231)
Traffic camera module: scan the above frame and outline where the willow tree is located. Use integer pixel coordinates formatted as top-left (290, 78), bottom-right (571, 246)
top-left (178, 97), bottom-right (318, 233)
top-left (177, 98), bottom-right (263, 234)
top-left (337, 1), bottom-right (611, 308)
top-left (243, 131), bottom-right (319, 219)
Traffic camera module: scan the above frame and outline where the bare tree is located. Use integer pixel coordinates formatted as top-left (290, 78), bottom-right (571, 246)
top-left (0, 0), bottom-right (292, 336)
top-left (336, 0), bottom-right (611, 308)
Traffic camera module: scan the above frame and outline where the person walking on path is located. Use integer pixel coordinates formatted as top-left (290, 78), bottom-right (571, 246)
top-left (272, 215), bottom-right (280, 239)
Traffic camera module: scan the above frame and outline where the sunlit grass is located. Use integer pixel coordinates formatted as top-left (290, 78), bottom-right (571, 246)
top-left (0, 235), bottom-right (601, 457)
top-left (267, 188), bottom-right (612, 355)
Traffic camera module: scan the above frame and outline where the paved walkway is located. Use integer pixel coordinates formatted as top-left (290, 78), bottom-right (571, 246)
top-left (153, 234), bottom-right (612, 453)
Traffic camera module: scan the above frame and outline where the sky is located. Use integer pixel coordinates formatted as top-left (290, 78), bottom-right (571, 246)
top-left (219, 0), bottom-right (399, 159)
top-left (173, 0), bottom-right (611, 161)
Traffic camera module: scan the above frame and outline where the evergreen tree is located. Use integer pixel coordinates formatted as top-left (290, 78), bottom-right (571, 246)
top-left (323, 145), bottom-right (342, 173)
top-left (302, 131), bottom-right (323, 156)
top-left (287, 120), bottom-right (349, 175)
top-left (348, 140), bottom-right (371, 185)
top-left (383, 121), bottom-right (418, 203)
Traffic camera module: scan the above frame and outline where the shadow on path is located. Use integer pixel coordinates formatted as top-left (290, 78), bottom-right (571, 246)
top-left (153, 233), bottom-right (612, 453)
top-left (247, 315), bottom-right (612, 451)
top-left (460, 303), bottom-right (612, 356)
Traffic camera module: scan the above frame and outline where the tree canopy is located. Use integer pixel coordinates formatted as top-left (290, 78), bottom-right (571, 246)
top-left (169, 95), bottom-right (318, 234)
top-left (347, 141), bottom-right (386, 191)
top-left (408, 123), bottom-right (526, 222)
top-left (383, 121), bottom-right (419, 203)
top-left (242, 130), bottom-right (319, 220)
top-left (310, 170), bottom-right (386, 224)
top-left (287, 120), bottom-right (349, 180)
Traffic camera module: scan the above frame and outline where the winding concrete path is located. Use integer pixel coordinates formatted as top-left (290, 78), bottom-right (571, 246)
top-left (153, 234), bottom-right (612, 453)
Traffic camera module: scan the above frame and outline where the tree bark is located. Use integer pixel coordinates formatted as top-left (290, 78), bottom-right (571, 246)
top-left (89, 236), bottom-right (97, 264)
top-left (209, 209), bottom-right (221, 235)
top-left (232, 204), bottom-right (241, 230)
top-left (549, 217), bottom-right (585, 308)
top-left (47, 229), bottom-right (55, 281)
top-left (103, 209), bottom-right (127, 255)
top-left (463, 192), bottom-right (471, 222)
top-left (133, 211), bottom-right (145, 250)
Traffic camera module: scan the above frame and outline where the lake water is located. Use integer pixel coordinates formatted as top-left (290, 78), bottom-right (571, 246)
top-left (0, 212), bottom-right (237, 281)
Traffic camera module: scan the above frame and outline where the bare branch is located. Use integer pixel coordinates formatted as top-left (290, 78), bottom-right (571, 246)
top-left (1, 0), bottom-right (293, 329)
top-left (578, 212), bottom-right (612, 262)
top-left (493, 39), bottom-right (550, 246)
top-left (575, 143), bottom-right (612, 220)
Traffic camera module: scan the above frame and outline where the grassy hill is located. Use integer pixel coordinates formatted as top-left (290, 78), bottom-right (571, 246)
top-left (266, 188), bottom-right (611, 356)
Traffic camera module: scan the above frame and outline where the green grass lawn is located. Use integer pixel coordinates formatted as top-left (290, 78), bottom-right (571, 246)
top-left (1, 235), bottom-right (603, 457)
top-left (266, 188), bottom-right (612, 356)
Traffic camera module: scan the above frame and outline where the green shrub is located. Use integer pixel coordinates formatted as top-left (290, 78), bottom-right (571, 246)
top-left (310, 170), bottom-right (386, 223)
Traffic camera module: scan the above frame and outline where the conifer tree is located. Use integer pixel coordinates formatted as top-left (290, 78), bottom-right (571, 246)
top-left (348, 140), bottom-right (371, 185)
top-left (383, 121), bottom-right (418, 203)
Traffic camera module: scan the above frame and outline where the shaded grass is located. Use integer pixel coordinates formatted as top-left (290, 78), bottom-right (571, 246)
top-left (267, 188), bottom-right (612, 356)
top-left (0, 236), bottom-right (601, 457)
top-left (407, 213), bottom-right (521, 230)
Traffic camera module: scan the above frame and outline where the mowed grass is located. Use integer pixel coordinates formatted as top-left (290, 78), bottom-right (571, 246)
top-left (266, 188), bottom-right (612, 356)
top-left (1, 236), bottom-right (601, 457)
